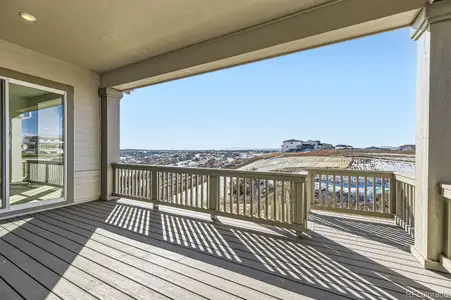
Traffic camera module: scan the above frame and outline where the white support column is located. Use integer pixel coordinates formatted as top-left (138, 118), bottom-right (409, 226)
top-left (10, 117), bottom-right (23, 183)
top-left (98, 88), bottom-right (123, 200)
top-left (411, 0), bottom-right (451, 271)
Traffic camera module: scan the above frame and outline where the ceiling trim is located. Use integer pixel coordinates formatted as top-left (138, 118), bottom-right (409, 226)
top-left (412, 0), bottom-right (451, 40)
top-left (100, 0), bottom-right (427, 90)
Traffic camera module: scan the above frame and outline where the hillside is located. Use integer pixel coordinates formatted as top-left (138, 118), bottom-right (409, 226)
top-left (239, 150), bottom-right (415, 174)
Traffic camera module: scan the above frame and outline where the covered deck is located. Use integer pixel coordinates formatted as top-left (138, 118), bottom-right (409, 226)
top-left (1, 199), bottom-right (450, 300)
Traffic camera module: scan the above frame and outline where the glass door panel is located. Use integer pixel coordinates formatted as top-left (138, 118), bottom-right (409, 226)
top-left (0, 79), bottom-right (4, 210)
top-left (8, 81), bottom-right (65, 207)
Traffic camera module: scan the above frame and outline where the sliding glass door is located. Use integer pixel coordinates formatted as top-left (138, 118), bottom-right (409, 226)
top-left (0, 77), bottom-right (66, 211)
top-left (0, 79), bottom-right (4, 211)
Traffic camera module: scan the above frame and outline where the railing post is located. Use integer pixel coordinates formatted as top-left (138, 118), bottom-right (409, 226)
top-left (292, 181), bottom-right (305, 238)
top-left (306, 172), bottom-right (313, 214)
top-left (151, 169), bottom-right (159, 209)
top-left (25, 161), bottom-right (30, 182)
top-left (112, 164), bottom-right (117, 195)
top-left (209, 175), bottom-right (219, 221)
top-left (395, 181), bottom-right (402, 227)
top-left (389, 177), bottom-right (396, 215)
top-left (445, 197), bottom-right (451, 260)
top-left (45, 162), bottom-right (49, 184)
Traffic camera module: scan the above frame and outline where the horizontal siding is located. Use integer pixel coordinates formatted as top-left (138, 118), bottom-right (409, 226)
top-left (75, 132), bottom-right (100, 145)
top-left (75, 171), bottom-right (101, 202)
top-left (75, 124), bottom-right (100, 135)
top-left (0, 38), bottom-right (101, 203)
top-left (74, 106), bottom-right (100, 128)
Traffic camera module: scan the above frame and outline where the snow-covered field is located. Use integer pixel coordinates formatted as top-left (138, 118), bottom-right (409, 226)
top-left (239, 156), bottom-right (352, 172)
top-left (349, 156), bottom-right (415, 174)
top-left (239, 154), bottom-right (415, 174)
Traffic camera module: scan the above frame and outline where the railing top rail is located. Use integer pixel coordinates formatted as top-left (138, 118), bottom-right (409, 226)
top-left (113, 163), bottom-right (306, 182)
top-left (441, 184), bottom-right (451, 200)
top-left (393, 172), bottom-right (415, 186)
top-left (305, 167), bottom-right (395, 177)
top-left (26, 159), bottom-right (63, 165)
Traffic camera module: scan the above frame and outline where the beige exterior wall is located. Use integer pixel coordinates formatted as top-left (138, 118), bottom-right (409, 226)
top-left (0, 38), bottom-right (101, 203)
top-left (411, 0), bottom-right (451, 271)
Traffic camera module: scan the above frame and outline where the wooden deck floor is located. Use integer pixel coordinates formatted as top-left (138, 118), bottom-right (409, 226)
top-left (10, 183), bottom-right (63, 206)
top-left (0, 199), bottom-right (450, 300)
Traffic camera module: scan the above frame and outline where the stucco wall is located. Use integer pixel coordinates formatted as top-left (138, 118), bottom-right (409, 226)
top-left (0, 38), bottom-right (101, 203)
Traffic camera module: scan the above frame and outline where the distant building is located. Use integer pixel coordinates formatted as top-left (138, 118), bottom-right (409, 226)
top-left (335, 144), bottom-right (353, 150)
top-left (399, 144), bottom-right (415, 151)
top-left (281, 139), bottom-right (303, 152)
top-left (22, 136), bottom-right (64, 155)
top-left (296, 143), bottom-right (314, 151)
top-left (282, 139), bottom-right (334, 152)
top-left (317, 143), bottom-right (332, 150)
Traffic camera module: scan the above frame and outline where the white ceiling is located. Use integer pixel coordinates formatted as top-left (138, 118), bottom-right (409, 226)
top-left (0, 0), bottom-right (332, 73)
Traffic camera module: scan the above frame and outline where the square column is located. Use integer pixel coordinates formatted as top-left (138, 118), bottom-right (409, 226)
top-left (98, 88), bottom-right (123, 200)
top-left (411, 0), bottom-right (451, 271)
top-left (10, 117), bottom-right (23, 183)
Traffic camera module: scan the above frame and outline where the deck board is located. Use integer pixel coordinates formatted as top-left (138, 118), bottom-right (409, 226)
top-left (0, 221), bottom-right (134, 300)
top-left (27, 214), bottom-right (273, 300)
top-left (0, 251), bottom-right (60, 300)
top-left (2, 219), bottom-right (172, 300)
top-left (0, 232), bottom-right (95, 300)
top-left (64, 202), bottom-right (448, 297)
top-left (42, 208), bottom-right (331, 299)
top-left (1, 199), bottom-right (451, 300)
top-left (0, 276), bottom-right (23, 300)
top-left (56, 205), bottom-right (375, 298)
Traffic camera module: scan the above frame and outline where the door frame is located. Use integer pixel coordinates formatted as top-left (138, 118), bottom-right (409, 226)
top-left (0, 76), bottom-right (68, 213)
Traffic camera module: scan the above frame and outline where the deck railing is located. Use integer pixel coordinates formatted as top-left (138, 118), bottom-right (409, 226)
top-left (112, 164), bottom-right (309, 234)
top-left (25, 159), bottom-right (64, 187)
top-left (112, 163), bottom-right (417, 237)
top-left (441, 184), bottom-right (451, 272)
top-left (394, 172), bottom-right (415, 237)
top-left (307, 168), bottom-right (396, 217)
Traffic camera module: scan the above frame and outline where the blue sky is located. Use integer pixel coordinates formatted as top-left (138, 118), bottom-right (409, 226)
top-left (121, 28), bottom-right (416, 150)
top-left (22, 106), bottom-right (64, 138)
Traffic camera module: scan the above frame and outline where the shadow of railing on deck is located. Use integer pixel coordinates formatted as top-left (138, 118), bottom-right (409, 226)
top-left (1, 200), bottom-right (450, 300)
top-left (308, 213), bottom-right (414, 251)
top-left (64, 201), bottom-right (451, 299)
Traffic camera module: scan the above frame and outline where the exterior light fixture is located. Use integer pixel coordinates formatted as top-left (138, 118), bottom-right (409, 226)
top-left (19, 12), bottom-right (36, 22)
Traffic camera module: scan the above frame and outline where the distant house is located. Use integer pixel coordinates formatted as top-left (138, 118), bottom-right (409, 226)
top-left (281, 139), bottom-right (303, 152)
top-left (296, 143), bottom-right (314, 151)
top-left (317, 143), bottom-right (333, 150)
top-left (399, 144), bottom-right (415, 151)
top-left (282, 139), bottom-right (334, 152)
top-left (335, 144), bottom-right (353, 150)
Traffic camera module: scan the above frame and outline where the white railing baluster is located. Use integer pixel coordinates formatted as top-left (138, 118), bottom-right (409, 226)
top-left (282, 181), bottom-right (286, 222)
top-left (331, 175), bottom-right (335, 208)
top-left (356, 176), bottom-right (359, 210)
top-left (223, 176), bottom-right (226, 212)
top-left (364, 176), bottom-right (368, 211)
top-left (243, 178), bottom-right (247, 216)
top-left (381, 177), bottom-right (386, 213)
top-left (265, 179), bottom-right (269, 219)
top-left (257, 179), bottom-right (262, 218)
top-left (339, 175), bottom-right (343, 208)
top-left (273, 181), bottom-right (277, 221)
top-left (348, 175), bottom-right (352, 210)
top-left (319, 174), bottom-right (323, 206)
top-left (325, 174), bottom-right (329, 207)
top-left (250, 178), bottom-right (254, 217)
top-left (200, 174), bottom-right (204, 208)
